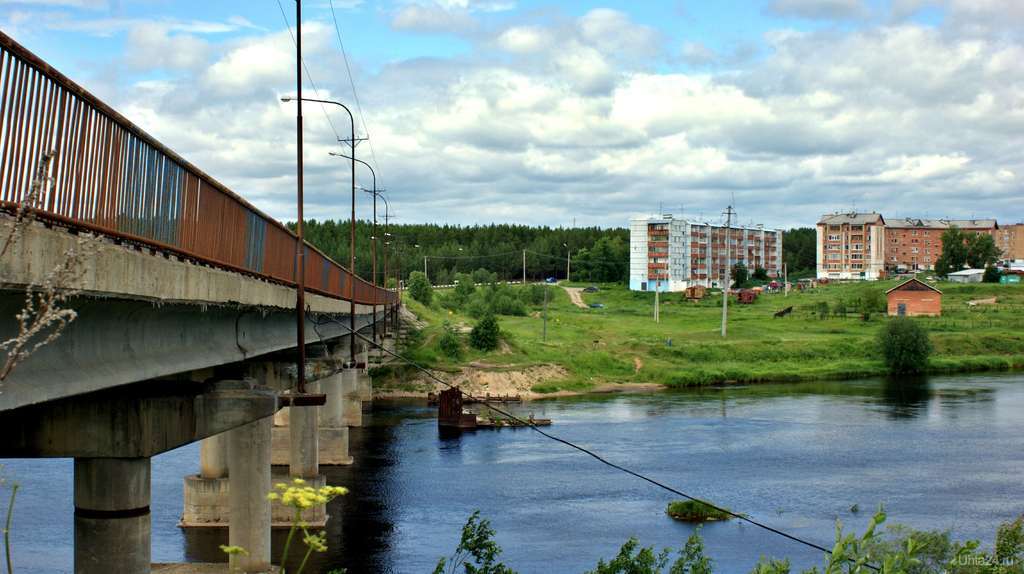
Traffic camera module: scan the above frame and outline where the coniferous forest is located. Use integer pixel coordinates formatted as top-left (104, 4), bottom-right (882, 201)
top-left (294, 220), bottom-right (819, 286)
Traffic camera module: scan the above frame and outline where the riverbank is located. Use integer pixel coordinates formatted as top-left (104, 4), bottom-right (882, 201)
top-left (373, 279), bottom-right (1024, 397)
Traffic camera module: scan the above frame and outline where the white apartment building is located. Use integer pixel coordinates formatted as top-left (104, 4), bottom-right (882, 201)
top-left (629, 214), bottom-right (783, 292)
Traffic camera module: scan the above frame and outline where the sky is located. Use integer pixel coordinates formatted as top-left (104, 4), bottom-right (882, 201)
top-left (1, 0), bottom-right (1022, 229)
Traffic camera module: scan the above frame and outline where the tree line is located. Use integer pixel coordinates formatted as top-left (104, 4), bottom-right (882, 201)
top-left (295, 220), bottom-right (820, 286)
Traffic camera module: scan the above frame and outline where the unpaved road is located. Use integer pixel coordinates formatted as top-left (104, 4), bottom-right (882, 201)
top-left (563, 286), bottom-right (588, 308)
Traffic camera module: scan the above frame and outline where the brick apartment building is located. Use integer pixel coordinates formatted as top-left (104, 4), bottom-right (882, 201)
top-left (997, 223), bottom-right (1024, 260)
top-left (816, 212), bottom-right (887, 280)
top-left (817, 212), bottom-right (1010, 280)
top-left (885, 218), bottom-right (998, 272)
top-left (629, 214), bottom-right (782, 291)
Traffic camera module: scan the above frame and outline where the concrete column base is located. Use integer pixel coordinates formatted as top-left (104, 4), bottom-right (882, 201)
top-left (180, 473), bottom-right (328, 528)
top-left (74, 457), bottom-right (151, 574)
top-left (270, 426), bottom-right (353, 466)
top-left (341, 369), bottom-right (363, 427)
top-left (356, 371), bottom-right (372, 402)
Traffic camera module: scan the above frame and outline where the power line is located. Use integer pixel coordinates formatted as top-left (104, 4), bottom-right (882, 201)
top-left (328, 0), bottom-right (383, 189)
top-left (425, 251), bottom-right (521, 261)
top-left (525, 249), bottom-right (623, 266)
top-left (273, 0), bottom-right (344, 145)
top-left (309, 313), bottom-right (880, 572)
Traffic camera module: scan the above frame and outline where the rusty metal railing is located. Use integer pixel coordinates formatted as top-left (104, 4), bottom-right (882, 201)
top-left (0, 31), bottom-right (394, 306)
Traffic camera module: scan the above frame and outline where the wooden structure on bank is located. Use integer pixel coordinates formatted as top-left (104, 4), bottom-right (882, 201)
top-left (436, 387), bottom-right (551, 430)
top-left (437, 388), bottom-right (479, 429)
top-left (886, 278), bottom-right (942, 317)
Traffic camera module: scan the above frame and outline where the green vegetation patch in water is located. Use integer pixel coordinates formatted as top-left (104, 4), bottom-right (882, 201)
top-left (666, 500), bottom-right (733, 522)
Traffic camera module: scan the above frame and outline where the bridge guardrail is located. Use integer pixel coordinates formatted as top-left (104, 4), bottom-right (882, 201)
top-left (0, 31), bottom-right (395, 307)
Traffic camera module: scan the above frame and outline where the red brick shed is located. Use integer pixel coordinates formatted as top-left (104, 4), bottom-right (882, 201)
top-left (886, 278), bottom-right (942, 317)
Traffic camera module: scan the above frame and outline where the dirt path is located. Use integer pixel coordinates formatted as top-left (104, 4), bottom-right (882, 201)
top-left (563, 286), bottom-right (587, 308)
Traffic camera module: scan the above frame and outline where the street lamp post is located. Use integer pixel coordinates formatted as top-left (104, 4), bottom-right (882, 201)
top-left (331, 152), bottom-right (383, 345)
top-left (281, 95), bottom-right (358, 365)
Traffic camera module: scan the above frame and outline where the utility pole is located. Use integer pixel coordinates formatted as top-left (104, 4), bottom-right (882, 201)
top-left (654, 280), bottom-right (660, 323)
top-left (522, 249), bottom-right (526, 284)
top-left (294, 0), bottom-right (306, 393)
top-left (563, 243), bottom-right (571, 282)
top-left (784, 262), bottom-right (789, 297)
top-left (721, 205), bottom-right (735, 338)
top-left (542, 282), bottom-right (548, 341)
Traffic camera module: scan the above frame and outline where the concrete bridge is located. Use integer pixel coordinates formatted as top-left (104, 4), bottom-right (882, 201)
top-left (0, 31), bottom-right (399, 573)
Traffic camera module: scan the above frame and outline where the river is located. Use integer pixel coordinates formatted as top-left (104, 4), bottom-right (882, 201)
top-left (3, 373), bottom-right (1023, 573)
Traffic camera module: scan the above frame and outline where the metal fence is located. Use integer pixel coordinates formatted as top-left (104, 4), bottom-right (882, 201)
top-left (0, 31), bottom-right (394, 306)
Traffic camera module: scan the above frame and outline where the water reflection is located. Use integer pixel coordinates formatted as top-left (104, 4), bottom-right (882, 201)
top-left (880, 375), bottom-right (931, 419)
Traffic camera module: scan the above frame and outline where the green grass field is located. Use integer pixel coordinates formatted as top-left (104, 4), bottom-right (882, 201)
top-left (396, 278), bottom-right (1024, 394)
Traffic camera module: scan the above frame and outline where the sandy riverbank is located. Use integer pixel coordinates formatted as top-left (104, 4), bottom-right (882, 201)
top-left (374, 363), bottom-right (666, 400)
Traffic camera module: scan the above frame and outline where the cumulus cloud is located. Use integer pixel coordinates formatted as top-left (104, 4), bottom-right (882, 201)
top-left (390, 4), bottom-right (478, 34)
top-left (24, 1), bottom-right (1022, 228)
top-left (767, 0), bottom-right (868, 20)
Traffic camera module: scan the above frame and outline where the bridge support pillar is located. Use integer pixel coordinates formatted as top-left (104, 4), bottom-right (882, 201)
top-left (74, 457), bottom-right (151, 574)
top-left (228, 416), bottom-right (272, 573)
top-left (316, 374), bottom-right (354, 465)
top-left (289, 403), bottom-right (319, 478)
top-left (200, 432), bottom-right (230, 478)
top-left (342, 368), bottom-right (363, 427)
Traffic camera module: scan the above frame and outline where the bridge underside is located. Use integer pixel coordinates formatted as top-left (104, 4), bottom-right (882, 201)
top-left (0, 216), bottom-right (390, 413)
top-left (0, 292), bottom-right (383, 411)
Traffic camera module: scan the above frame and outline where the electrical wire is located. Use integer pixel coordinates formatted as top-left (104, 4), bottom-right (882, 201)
top-left (308, 311), bottom-right (879, 572)
top-left (328, 0), bottom-right (383, 189)
top-left (274, 0), bottom-right (344, 145)
top-left (425, 251), bottom-right (522, 261)
top-left (525, 248), bottom-right (625, 266)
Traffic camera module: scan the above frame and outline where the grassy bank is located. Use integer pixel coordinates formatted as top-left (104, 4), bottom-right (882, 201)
top-left (392, 278), bottom-right (1024, 394)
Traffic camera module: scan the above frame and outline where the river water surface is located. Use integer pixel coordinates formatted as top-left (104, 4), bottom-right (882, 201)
top-left (3, 373), bottom-right (1023, 573)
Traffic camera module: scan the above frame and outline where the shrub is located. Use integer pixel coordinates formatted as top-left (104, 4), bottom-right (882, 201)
top-left (983, 265), bottom-right (1002, 283)
top-left (878, 317), bottom-right (933, 374)
top-left (520, 284), bottom-right (546, 306)
top-left (437, 321), bottom-right (463, 359)
top-left (816, 301), bottom-right (830, 320)
top-left (472, 267), bottom-right (498, 285)
top-left (490, 292), bottom-right (526, 316)
top-left (470, 314), bottom-right (501, 351)
top-left (408, 271), bottom-right (433, 306)
top-left (451, 272), bottom-right (476, 306)
top-left (834, 298), bottom-right (848, 318)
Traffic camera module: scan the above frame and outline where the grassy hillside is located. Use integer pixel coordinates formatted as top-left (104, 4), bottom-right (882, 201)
top-left (396, 278), bottom-right (1024, 394)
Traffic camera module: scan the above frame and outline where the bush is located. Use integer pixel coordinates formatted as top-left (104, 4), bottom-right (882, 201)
top-left (833, 298), bottom-right (847, 318)
top-left (983, 265), bottom-right (1002, 283)
top-left (408, 271), bottom-right (433, 306)
top-left (878, 317), bottom-right (933, 374)
top-left (490, 292), bottom-right (526, 316)
top-left (452, 272), bottom-right (476, 305)
top-left (520, 284), bottom-right (546, 306)
top-left (472, 267), bottom-right (498, 285)
top-left (815, 301), bottom-right (830, 320)
top-left (437, 321), bottom-right (463, 359)
top-left (470, 314), bottom-right (501, 351)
